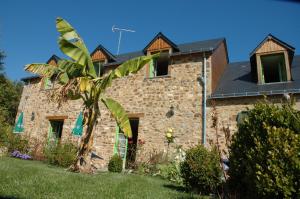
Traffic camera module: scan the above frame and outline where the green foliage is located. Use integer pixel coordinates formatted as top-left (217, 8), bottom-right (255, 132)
top-left (180, 145), bottom-right (222, 194)
top-left (0, 122), bottom-right (29, 154)
top-left (134, 150), bottom-right (169, 176)
top-left (108, 154), bottom-right (123, 173)
top-left (158, 162), bottom-right (183, 185)
top-left (229, 100), bottom-right (300, 199)
top-left (44, 142), bottom-right (77, 167)
top-left (0, 72), bottom-right (23, 126)
top-left (0, 50), bottom-right (5, 72)
top-left (0, 50), bottom-right (23, 153)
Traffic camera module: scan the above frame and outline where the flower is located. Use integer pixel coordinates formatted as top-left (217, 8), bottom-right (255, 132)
top-left (165, 128), bottom-right (175, 144)
top-left (168, 128), bottom-right (173, 133)
top-left (166, 132), bottom-right (172, 138)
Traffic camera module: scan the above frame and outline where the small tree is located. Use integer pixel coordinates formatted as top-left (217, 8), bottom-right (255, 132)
top-left (180, 145), bottom-right (222, 194)
top-left (229, 99), bottom-right (300, 198)
top-left (25, 18), bottom-right (158, 173)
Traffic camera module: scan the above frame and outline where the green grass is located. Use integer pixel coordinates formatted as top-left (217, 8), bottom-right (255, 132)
top-left (0, 157), bottom-right (207, 199)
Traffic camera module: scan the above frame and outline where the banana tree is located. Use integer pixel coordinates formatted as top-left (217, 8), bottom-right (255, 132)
top-left (25, 17), bottom-right (158, 173)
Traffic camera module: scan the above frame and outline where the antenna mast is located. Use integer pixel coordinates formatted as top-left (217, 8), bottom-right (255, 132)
top-left (112, 25), bottom-right (135, 55)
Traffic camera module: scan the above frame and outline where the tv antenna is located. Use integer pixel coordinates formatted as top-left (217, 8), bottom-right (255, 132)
top-left (112, 25), bottom-right (135, 55)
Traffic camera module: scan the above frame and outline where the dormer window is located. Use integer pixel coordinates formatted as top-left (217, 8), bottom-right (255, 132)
top-left (149, 52), bottom-right (169, 77)
top-left (143, 32), bottom-right (178, 78)
top-left (260, 53), bottom-right (287, 83)
top-left (250, 34), bottom-right (295, 84)
top-left (93, 61), bottom-right (104, 77)
top-left (91, 45), bottom-right (116, 77)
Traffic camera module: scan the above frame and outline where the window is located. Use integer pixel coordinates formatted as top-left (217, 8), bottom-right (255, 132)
top-left (260, 53), bottom-right (287, 83)
top-left (43, 77), bottom-right (53, 89)
top-left (93, 61), bottom-right (104, 77)
top-left (149, 53), bottom-right (169, 77)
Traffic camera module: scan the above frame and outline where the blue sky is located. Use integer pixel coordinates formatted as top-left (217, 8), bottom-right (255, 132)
top-left (1, 0), bottom-right (300, 81)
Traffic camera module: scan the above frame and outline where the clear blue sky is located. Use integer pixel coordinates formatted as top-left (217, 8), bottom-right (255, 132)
top-left (1, 0), bottom-right (300, 81)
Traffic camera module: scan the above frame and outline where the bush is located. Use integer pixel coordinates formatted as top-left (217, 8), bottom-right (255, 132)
top-left (44, 142), bottom-right (77, 168)
top-left (180, 145), bottom-right (222, 194)
top-left (158, 146), bottom-right (186, 185)
top-left (108, 154), bottom-right (123, 173)
top-left (158, 162), bottom-right (183, 185)
top-left (229, 100), bottom-right (300, 199)
top-left (0, 125), bottom-right (30, 154)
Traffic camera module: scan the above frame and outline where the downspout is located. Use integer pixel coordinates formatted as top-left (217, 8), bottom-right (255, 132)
top-left (202, 52), bottom-right (207, 145)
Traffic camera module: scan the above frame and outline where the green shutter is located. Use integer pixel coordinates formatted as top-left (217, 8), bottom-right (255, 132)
top-left (93, 62), bottom-right (103, 77)
top-left (44, 78), bottom-right (52, 89)
top-left (149, 59), bottom-right (155, 78)
top-left (72, 112), bottom-right (83, 136)
top-left (113, 124), bottom-right (128, 169)
top-left (47, 124), bottom-right (54, 145)
top-left (113, 125), bottom-right (120, 154)
top-left (14, 112), bottom-right (24, 133)
top-left (261, 62), bottom-right (265, 84)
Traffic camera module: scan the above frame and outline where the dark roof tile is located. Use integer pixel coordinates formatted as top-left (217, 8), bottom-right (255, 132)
top-left (211, 55), bottom-right (300, 99)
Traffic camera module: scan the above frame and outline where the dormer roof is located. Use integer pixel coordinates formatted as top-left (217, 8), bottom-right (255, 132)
top-left (46, 54), bottom-right (60, 65)
top-left (143, 32), bottom-right (179, 53)
top-left (250, 34), bottom-right (295, 56)
top-left (91, 44), bottom-right (116, 62)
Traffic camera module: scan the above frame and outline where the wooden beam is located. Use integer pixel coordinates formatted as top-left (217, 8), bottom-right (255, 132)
top-left (46, 115), bottom-right (68, 120)
top-left (283, 51), bottom-right (291, 81)
top-left (127, 113), bottom-right (144, 118)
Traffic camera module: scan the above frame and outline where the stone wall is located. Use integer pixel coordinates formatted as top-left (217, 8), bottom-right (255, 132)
top-left (18, 47), bottom-right (300, 169)
top-left (18, 53), bottom-right (211, 169)
top-left (205, 95), bottom-right (300, 157)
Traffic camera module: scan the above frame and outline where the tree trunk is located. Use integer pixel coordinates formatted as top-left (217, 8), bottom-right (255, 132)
top-left (70, 104), bottom-right (99, 173)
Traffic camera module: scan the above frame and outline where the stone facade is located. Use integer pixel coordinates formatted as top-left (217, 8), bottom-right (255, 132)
top-left (18, 52), bottom-right (215, 169)
top-left (206, 96), bottom-right (300, 155)
top-left (18, 33), bottom-right (300, 169)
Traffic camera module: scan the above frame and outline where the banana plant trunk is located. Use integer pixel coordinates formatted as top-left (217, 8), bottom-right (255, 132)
top-left (71, 103), bottom-right (99, 173)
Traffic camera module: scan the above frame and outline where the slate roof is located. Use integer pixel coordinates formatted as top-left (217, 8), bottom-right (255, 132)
top-left (21, 35), bottom-right (225, 80)
top-left (210, 55), bottom-right (300, 99)
top-left (104, 37), bottom-right (225, 66)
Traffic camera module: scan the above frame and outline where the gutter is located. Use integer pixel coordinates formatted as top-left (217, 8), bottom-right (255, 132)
top-left (209, 89), bottom-right (300, 99)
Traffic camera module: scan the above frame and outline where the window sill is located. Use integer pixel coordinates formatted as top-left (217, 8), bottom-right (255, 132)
top-left (258, 81), bottom-right (292, 85)
top-left (144, 75), bottom-right (171, 80)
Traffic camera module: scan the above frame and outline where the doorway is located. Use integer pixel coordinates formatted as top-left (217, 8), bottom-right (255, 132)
top-left (48, 120), bottom-right (64, 144)
top-left (126, 118), bottom-right (139, 168)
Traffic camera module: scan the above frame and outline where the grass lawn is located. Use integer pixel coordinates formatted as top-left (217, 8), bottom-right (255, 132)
top-left (0, 157), bottom-right (207, 199)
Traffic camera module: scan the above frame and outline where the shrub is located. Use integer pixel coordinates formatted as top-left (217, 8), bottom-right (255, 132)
top-left (44, 142), bottom-right (77, 167)
top-left (180, 145), bottom-right (222, 194)
top-left (158, 162), bottom-right (183, 185)
top-left (229, 100), bottom-right (300, 199)
top-left (134, 150), bottom-right (168, 176)
top-left (158, 146), bottom-right (186, 185)
top-left (108, 154), bottom-right (123, 173)
top-left (0, 127), bottom-right (30, 154)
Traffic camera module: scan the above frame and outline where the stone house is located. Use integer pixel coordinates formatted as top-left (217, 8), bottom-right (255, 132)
top-left (18, 33), bottom-right (300, 169)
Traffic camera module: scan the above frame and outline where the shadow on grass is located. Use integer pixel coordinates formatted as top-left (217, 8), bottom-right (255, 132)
top-left (163, 184), bottom-right (208, 199)
top-left (163, 184), bottom-right (186, 192)
top-left (0, 196), bottom-right (21, 199)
